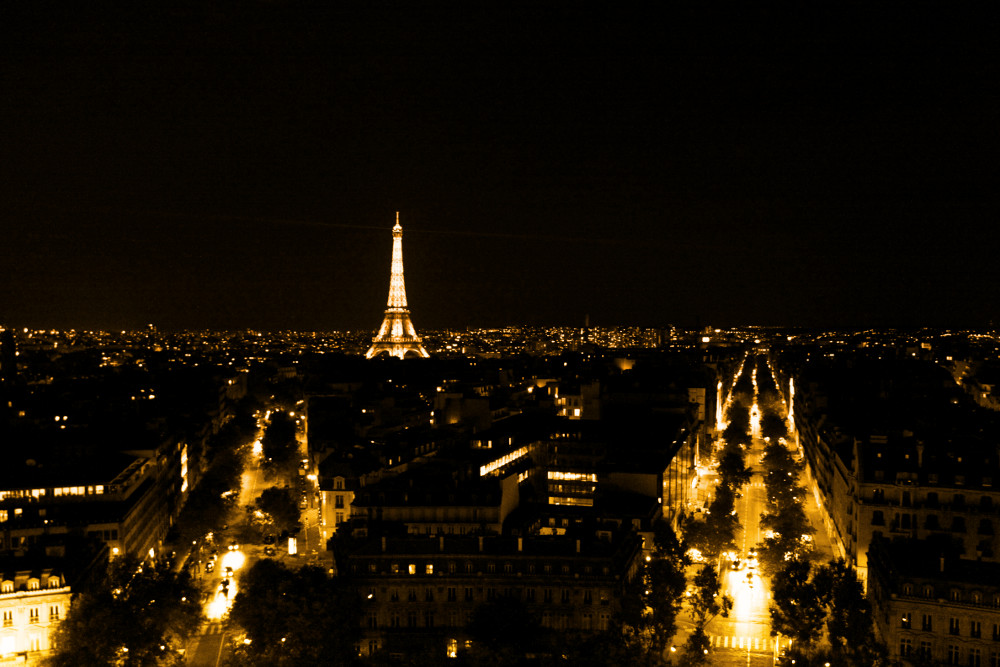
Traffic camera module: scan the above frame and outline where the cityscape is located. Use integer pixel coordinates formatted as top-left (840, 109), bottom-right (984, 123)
top-left (4, 3), bottom-right (1000, 667)
top-left (2, 216), bottom-right (1000, 666)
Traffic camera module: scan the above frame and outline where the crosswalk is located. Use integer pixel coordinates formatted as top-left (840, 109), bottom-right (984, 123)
top-left (202, 621), bottom-right (226, 636)
top-left (708, 635), bottom-right (773, 652)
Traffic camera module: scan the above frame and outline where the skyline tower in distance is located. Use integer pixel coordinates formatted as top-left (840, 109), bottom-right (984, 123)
top-left (366, 213), bottom-right (429, 359)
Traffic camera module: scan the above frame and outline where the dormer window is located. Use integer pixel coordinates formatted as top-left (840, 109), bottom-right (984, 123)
top-left (28, 580), bottom-right (39, 591)
top-left (1, 582), bottom-right (12, 593)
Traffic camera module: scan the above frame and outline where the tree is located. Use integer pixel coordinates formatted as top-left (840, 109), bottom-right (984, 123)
top-left (717, 446), bottom-right (752, 491)
top-left (769, 559), bottom-right (826, 658)
top-left (175, 446), bottom-right (245, 544)
top-left (813, 560), bottom-right (888, 666)
top-left (226, 559), bottom-right (360, 667)
top-left (261, 412), bottom-right (299, 476)
top-left (760, 412), bottom-right (788, 441)
top-left (49, 557), bottom-right (203, 666)
top-left (684, 486), bottom-right (740, 563)
top-left (681, 626), bottom-right (711, 665)
top-left (684, 565), bottom-right (731, 662)
top-left (255, 486), bottom-right (302, 534)
top-left (591, 521), bottom-right (687, 667)
top-left (688, 564), bottom-right (732, 628)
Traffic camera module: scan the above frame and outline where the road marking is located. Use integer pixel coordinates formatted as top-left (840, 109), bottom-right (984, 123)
top-left (710, 635), bottom-right (772, 651)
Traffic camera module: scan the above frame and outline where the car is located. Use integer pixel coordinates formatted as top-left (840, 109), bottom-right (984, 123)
top-left (228, 540), bottom-right (239, 551)
top-left (263, 534), bottom-right (276, 545)
top-left (205, 561), bottom-right (215, 573)
top-left (264, 546), bottom-right (276, 557)
top-left (224, 566), bottom-right (234, 577)
top-left (208, 551), bottom-right (218, 562)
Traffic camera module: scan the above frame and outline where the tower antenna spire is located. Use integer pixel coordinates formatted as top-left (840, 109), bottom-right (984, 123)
top-left (366, 213), bottom-right (429, 359)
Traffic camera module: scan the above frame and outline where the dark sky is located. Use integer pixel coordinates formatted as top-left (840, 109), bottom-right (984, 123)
top-left (2, 3), bottom-right (998, 332)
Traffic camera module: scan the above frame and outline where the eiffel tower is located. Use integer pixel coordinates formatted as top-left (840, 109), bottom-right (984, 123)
top-left (366, 213), bottom-right (430, 359)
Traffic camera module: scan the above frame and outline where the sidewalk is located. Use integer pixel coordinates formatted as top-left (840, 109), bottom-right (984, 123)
top-left (799, 468), bottom-right (840, 564)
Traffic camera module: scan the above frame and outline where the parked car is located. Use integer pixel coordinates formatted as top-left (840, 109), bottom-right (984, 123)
top-left (263, 534), bottom-right (276, 545)
top-left (205, 561), bottom-right (215, 573)
top-left (264, 546), bottom-right (277, 557)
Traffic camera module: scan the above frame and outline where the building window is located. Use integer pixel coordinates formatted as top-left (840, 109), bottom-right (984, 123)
top-left (408, 589), bottom-right (417, 602)
top-left (951, 617), bottom-right (961, 635)
top-left (407, 612), bottom-right (418, 628)
top-left (425, 589), bottom-right (434, 602)
top-left (408, 564), bottom-right (416, 575)
top-left (488, 563), bottom-right (496, 574)
top-left (50, 605), bottom-right (60, 620)
top-left (390, 613), bottom-right (400, 628)
top-left (872, 510), bottom-right (885, 526)
top-left (560, 590), bottom-right (570, 604)
top-left (335, 495), bottom-right (344, 509)
top-left (902, 584), bottom-right (914, 596)
top-left (29, 608), bottom-right (39, 623)
top-left (464, 588), bottom-right (474, 602)
top-left (504, 562), bottom-right (512, 574)
top-left (426, 563), bottom-right (434, 575)
top-left (486, 588), bottom-right (496, 601)
top-left (526, 589), bottom-right (535, 603)
top-left (993, 623), bottom-right (1000, 640)
top-left (2, 611), bottom-right (11, 627)
top-left (390, 588), bottom-right (399, 601)
top-left (367, 612), bottom-right (378, 629)
top-left (447, 587), bottom-right (456, 602)
top-left (952, 590), bottom-right (962, 602)
top-left (900, 638), bottom-right (913, 657)
top-left (448, 561), bottom-right (456, 574)
top-left (584, 590), bottom-right (593, 605)
top-left (919, 641), bottom-right (932, 659)
top-left (969, 648), bottom-right (981, 667)
top-left (972, 621), bottom-right (983, 639)
top-left (990, 651), bottom-right (1000, 667)
top-left (902, 612), bottom-right (912, 629)
top-left (544, 589), bottom-right (553, 603)
top-left (922, 614), bottom-right (933, 631)
top-left (424, 611), bottom-right (435, 628)
top-left (949, 645), bottom-right (961, 665)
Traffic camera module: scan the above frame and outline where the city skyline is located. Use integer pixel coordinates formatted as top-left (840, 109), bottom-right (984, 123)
top-left (3, 5), bottom-right (998, 332)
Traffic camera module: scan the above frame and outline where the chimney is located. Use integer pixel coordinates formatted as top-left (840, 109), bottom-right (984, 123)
top-left (575, 539), bottom-right (581, 554)
top-left (517, 537), bottom-right (523, 552)
top-left (439, 536), bottom-right (445, 552)
top-left (381, 536), bottom-right (387, 553)
top-left (478, 536), bottom-right (484, 553)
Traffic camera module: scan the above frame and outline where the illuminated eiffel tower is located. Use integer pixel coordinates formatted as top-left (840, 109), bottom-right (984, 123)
top-left (366, 213), bottom-right (430, 359)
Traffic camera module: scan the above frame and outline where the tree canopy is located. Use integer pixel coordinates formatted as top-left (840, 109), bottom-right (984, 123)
top-left (255, 486), bottom-right (301, 534)
top-left (226, 559), bottom-right (360, 667)
top-left (49, 557), bottom-right (203, 667)
top-left (261, 411), bottom-right (299, 475)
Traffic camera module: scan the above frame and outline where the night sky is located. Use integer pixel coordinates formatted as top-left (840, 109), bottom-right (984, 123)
top-left (2, 3), bottom-right (998, 332)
